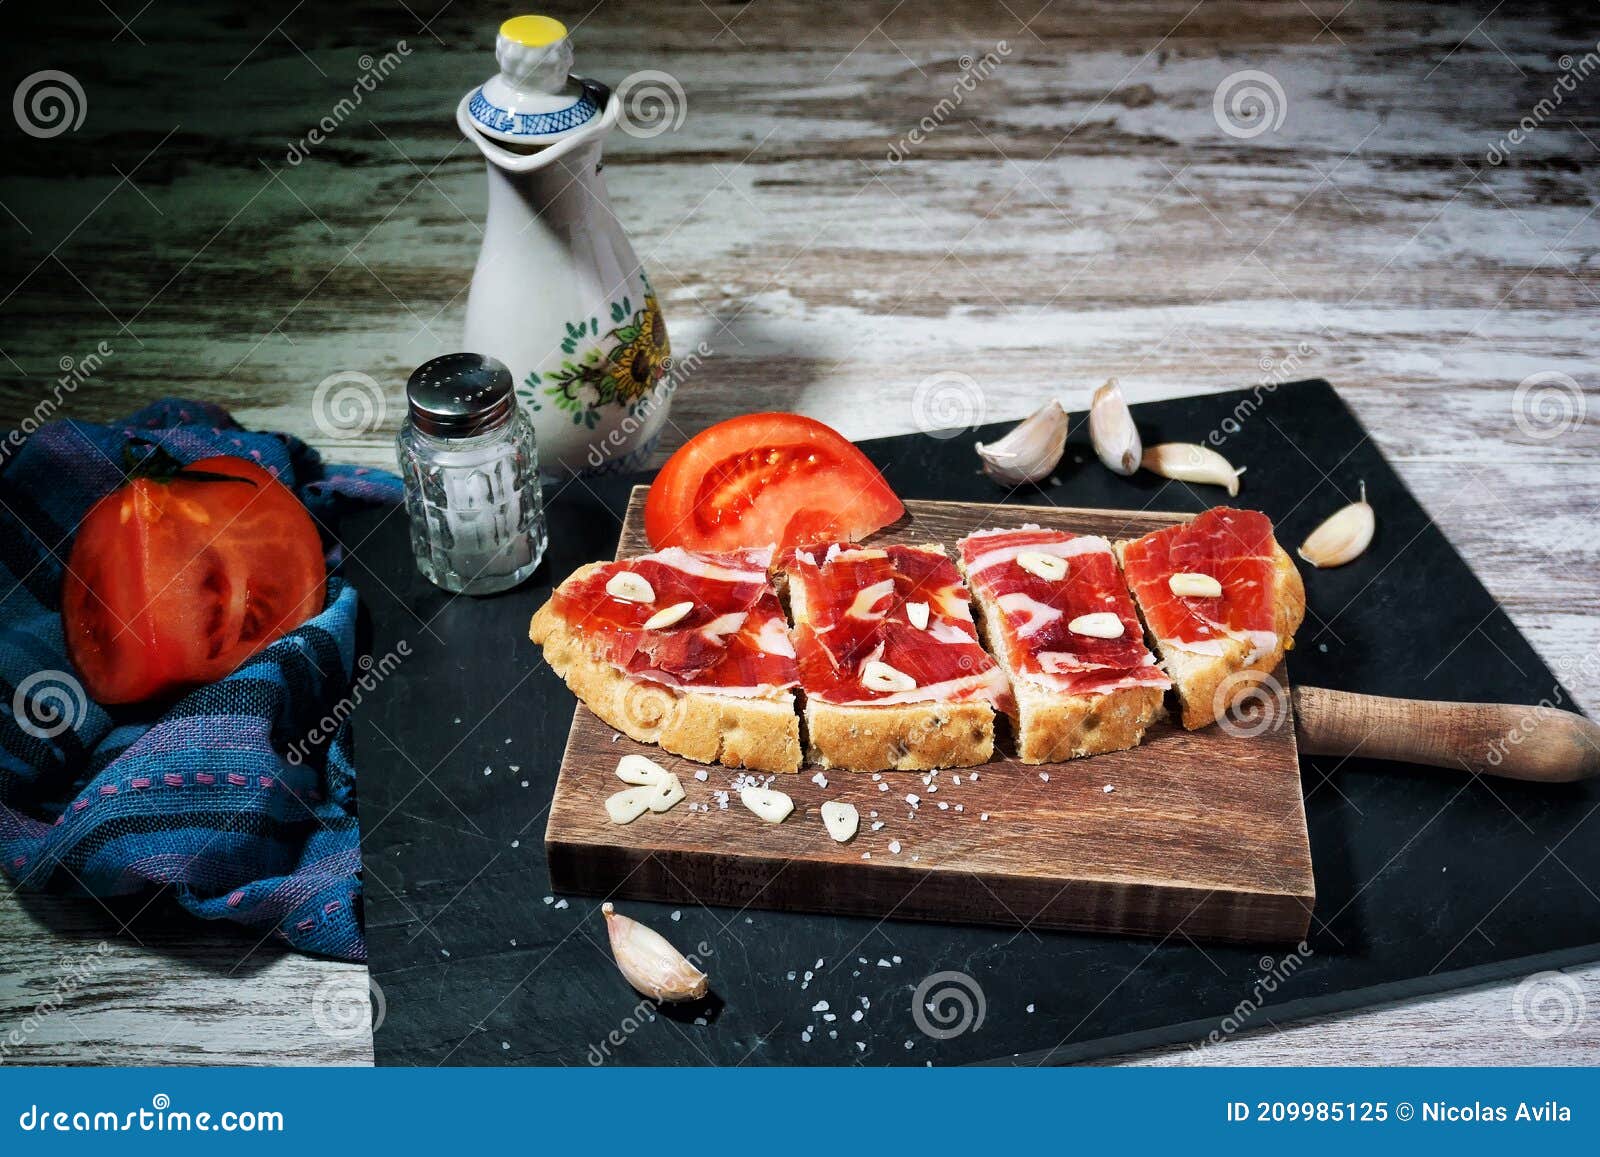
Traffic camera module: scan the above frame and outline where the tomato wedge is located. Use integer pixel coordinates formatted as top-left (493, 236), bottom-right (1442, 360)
top-left (61, 455), bottom-right (326, 705)
top-left (644, 413), bottom-right (905, 552)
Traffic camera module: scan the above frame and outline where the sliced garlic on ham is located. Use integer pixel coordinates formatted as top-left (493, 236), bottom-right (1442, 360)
top-left (643, 600), bottom-right (694, 629)
top-left (861, 660), bottom-right (917, 693)
top-left (905, 601), bottom-right (930, 630)
top-left (845, 579), bottom-right (897, 620)
top-left (1168, 572), bottom-right (1223, 598)
top-left (605, 571), bottom-right (655, 603)
top-left (1016, 550), bottom-right (1068, 581)
top-left (1067, 612), bottom-right (1125, 639)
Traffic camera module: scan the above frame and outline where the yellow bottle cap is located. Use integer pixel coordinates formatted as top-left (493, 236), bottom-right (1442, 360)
top-left (499, 14), bottom-right (567, 47)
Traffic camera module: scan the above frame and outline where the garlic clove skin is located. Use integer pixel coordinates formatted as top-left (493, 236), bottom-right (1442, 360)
top-left (1141, 443), bottom-right (1243, 496)
top-left (740, 786), bottom-right (795, 824)
top-left (1298, 483), bottom-right (1375, 568)
top-left (602, 902), bottom-right (709, 1002)
top-left (820, 800), bottom-right (859, 843)
top-left (615, 754), bottom-right (668, 786)
top-left (605, 785), bottom-right (656, 824)
top-left (1089, 379), bottom-right (1141, 476)
top-left (975, 400), bottom-right (1068, 486)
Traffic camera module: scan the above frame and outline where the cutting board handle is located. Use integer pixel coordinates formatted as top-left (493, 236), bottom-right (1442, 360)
top-left (1292, 686), bottom-right (1600, 783)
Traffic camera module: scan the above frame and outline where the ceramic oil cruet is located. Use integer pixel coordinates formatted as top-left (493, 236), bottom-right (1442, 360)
top-left (458, 14), bottom-right (672, 479)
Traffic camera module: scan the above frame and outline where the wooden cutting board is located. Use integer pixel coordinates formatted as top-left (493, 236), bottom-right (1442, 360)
top-left (544, 490), bottom-right (1314, 943)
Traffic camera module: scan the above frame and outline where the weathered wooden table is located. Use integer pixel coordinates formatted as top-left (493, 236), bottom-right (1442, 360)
top-left (1, 0), bottom-right (1595, 1065)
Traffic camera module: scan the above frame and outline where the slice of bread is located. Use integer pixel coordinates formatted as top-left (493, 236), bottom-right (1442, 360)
top-left (1114, 535), bottom-right (1306, 731)
top-left (960, 570), bottom-right (1164, 764)
top-left (784, 543), bottom-right (1003, 772)
top-left (529, 562), bottom-right (802, 773)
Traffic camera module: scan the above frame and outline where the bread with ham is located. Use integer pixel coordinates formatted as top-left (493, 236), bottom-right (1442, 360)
top-left (1116, 507), bottom-right (1305, 730)
top-left (529, 546), bottom-right (802, 772)
top-left (957, 527), bottom-right (1170, 763)
top-left (782, 543), bottom-right (1012, 772)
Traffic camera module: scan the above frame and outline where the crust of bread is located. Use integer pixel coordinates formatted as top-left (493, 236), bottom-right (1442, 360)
top-left (804, 697), bottom-right (994, 772)
top-left (1114, 538), bottom-right (1306, 730)
top-left (958, 554), bottom-right (1164, 762)
top-left (529, 569), bottom-right (802, 773)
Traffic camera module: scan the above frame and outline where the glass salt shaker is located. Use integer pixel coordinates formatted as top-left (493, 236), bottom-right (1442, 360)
top-left (396, 353), bottom-right (547, 595)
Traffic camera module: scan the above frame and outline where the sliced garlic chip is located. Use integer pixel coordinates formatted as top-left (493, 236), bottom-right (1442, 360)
top-left (861, 660), bottom-right (917, 693)
top-left (820, 800), bottom-right (860, 843)
top-left (648, 773), bottom-right (686, 813)
top-left (605, 785), bottom-right (655, 824)
top-left (740, 786), bottom-right (794, 824)
top-left (905, 601), bottom-right (931, 630)
top-left (602, 902), bottom-right (709, 1002)
top-left (1067, 612), bottom-right (1125, 639)
top-left (616, 754), bottom-right (668, 786)
top-left (976, 400), bottom-right (1068, 486)
top-left (1298, 483), bottom-right (1375, 569)
top-left (643, 600), bottom-right (694, 630)
top-left (1089, 378), bottom-right (1141, 476)
top-left (605, 571), bottom-right (656, 603)
top-left (1141, 443), bottom-right (1243, 496)
top-left (1168, 572), bottom-right (1223, 598)
top-left (1016, 550), bottom-right (1068, 581)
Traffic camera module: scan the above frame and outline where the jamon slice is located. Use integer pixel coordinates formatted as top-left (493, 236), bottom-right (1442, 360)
top-left (958, 527), bottom-right (1169, 763)
top-left (783, 543), bottom-right (1011, 771)
top-left (530, 546), bottom-right (802, 772)
top-left (1117, 507), bottom-right (1305, 730)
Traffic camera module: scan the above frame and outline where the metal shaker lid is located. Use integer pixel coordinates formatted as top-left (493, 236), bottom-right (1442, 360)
top-left (405, 353), bottom-right (516, 438)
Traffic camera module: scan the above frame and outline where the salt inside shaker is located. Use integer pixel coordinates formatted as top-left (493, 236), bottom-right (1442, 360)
top-left (397, 353), bottom-right (547, 595)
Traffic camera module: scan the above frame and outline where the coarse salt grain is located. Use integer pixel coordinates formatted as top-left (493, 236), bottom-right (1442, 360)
top-left (888, 840), bottom-right (901, 854)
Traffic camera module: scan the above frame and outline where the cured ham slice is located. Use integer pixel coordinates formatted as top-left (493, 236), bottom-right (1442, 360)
top-left (958, 527), bottom-right (1169, 697)
top-left (1115, 507), bottom-right (1306, 731)
top-left (547, 546), bottom-right (799, 694)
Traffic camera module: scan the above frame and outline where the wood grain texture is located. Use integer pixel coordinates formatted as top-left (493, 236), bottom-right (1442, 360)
top-left (0, 0), bottom-right (1595, 1063)
top-left (547, 492), bottom-right (1315, 943)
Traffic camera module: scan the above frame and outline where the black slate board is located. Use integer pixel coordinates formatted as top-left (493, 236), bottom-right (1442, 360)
top-left (347, 380), bottom-right (1599, 1066)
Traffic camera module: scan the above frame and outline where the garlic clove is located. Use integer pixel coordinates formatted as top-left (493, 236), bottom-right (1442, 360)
top-left (605, 785), bottom-right (655, 824)
top-left (1168, 572), bottom-right (1223, 598)
top-left (740, 786), bottom-right (794, 824)
top-left (1068, 612), bottom-right (1125, 639)
top-left (1089, 378), bottom-right (1141, 476)
top-left (648, 773), bottom-right (686, 813)
top-left (1016, 550), bottom-right (1068, 581)
top-left (1141, 443), bottom-right (1243, 496)
top-left (643, 600), bottom-right (694, 630)
top-left (602, 902), bottom-right (709, 1002)
top-left (905, 601), bottom-right (930, 630)
top-left (616, 754), bottom-right (668, 786)
top-left (976, 400), bottom-right (1068, 486)
top-left (861, 660), bottom-right (917, 693)
top-left (820, 800), bottom-right (860, 843)
top-left (1298, 482), bottom-right (1375, 568)
top-left (606, 571), bottom-right (656, 603)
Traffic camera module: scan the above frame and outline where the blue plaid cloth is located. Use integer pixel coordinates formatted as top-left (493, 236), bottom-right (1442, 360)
top-left (0, 398), bottom-right (402, 961)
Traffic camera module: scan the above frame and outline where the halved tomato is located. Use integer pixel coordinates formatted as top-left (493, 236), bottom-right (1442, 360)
top-left (644, 413), bottom-right (905, 552)
top-left (61, 455), bottom-right (326, 705)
